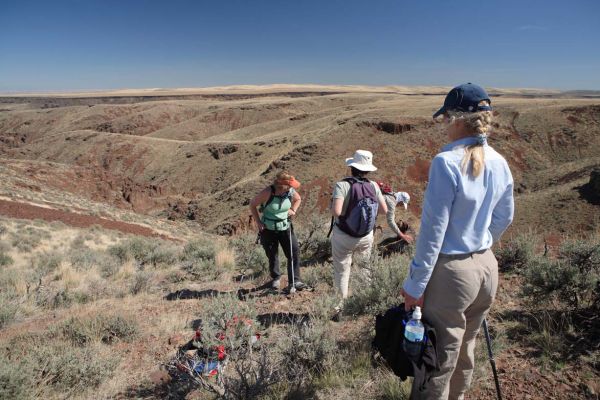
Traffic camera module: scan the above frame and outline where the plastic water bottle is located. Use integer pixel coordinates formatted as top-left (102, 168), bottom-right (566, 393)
top-left (403, 306), bottom-right (425, 361)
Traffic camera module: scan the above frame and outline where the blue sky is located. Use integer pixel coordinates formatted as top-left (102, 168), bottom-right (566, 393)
top-left (1, 0), bottom-right (599, 92)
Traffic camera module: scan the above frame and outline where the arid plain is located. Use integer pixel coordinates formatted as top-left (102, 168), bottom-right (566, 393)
top-left (0, 85), bottom-right (599, 399)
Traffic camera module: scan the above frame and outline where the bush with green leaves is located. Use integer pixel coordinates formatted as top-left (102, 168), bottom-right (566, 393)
top-left (33, 252), bottom-right (63, 278)
top-left (130, 271), bottom-right (153, 295)
top-left (60, 313), bottom-right (138, 346)
top-left (174, 294), bottom-right (279, 399)
top-left (108, 237), bottom-right (178, 267)
top-left (10, 226), bottom-right (50, 252)
top-left (0, 292), bottom-right (19, 328)
top-left (0, 356), bottom-right (31, 399)
top-left (296, 214), bottom-right (332, 264)
top-left (2, 335), bottom-right (119, 399)
top-left (0, 251), bottom-right (12, 267)
top-left (343, 252), bottom-right (409, 316)
top-left (276, 320), bottom-right (338, 388)
top-left (69, 247), bottom-right (121, 276)
top-left (302, 263), bottom-right (334, 290)
top-left (180, 239), bottom-right (217, 279)
top-left (231, 233), bottom-right (268, 279)
top-left (522, 237), bottom-right (600, 310)
top-left (495, 231), bottom-right (537, 273)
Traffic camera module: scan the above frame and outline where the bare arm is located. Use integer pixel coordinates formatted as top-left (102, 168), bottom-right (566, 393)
top-left (288, 191), bottom-right (302, 218)
top-left (249, 188), bottom-right (271, 231)
top-left (377, 193), bottom-right (388, 215)
top-left (331, 198), bottom-right (344, 218)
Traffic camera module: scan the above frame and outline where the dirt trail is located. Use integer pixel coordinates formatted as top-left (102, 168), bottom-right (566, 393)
top-left (0, 199), bottom-right (175, 240)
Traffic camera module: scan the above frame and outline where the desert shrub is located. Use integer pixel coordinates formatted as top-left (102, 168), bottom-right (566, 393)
top-left (344, 253), bottom-right (409, 316)
top-left (296, 215), bottom-right (332, 264)
top-left (98, 255), bottom-right (122, 278)
top-left (130, 271), bottom-right (153, 295)
top-left (172, 295), bottom-right (280, 399)
top-left (70, 234), bottom-right (86, 249)
top-left (276, 320), bottom-right (338, 387)
top-left (180, 239), bottom-right (217, 280)
top-left (69, 246), bottom-right (120, 273)
top-left (496, 231), bottom-right (537, 273)
top-left (302, 263), bottom-right (334, 288)
top-left (215, 247), bottom-right (236, 271)
top-left (108, 237), bottom-right (179, 268)
top-left (182, 238), bottom-right (216, 262)
top-left (0, 251), bottom-right (13, 267)
top-left (164, 268), bottom-right (187, 283)
top-left (180, 259), bottom-right (216, 280)
top-left (34, 252), bottom-right (63, 278)
top-left (231, 233), bottom-right (269, 279)
top-left (522, 237), bottom-right (600, 310)
top-left (108, 242), bottom-right (129, 263)
top-left (0, 356), bottom-right (32, 399)
top-left (2, 332), bottom-right (118, 397)
top-left (375, 369), bottom-right (411, 400)
top-left (0, 224), bottom-right (7, 237)
top-left (10, 226), bottom-right (50, 252)
top-left (27, 343), bottom-right (118, 394)
top-left (60, 313), bottom-right (138, 346)
top-left (0, 292), bottom-right (19, 328)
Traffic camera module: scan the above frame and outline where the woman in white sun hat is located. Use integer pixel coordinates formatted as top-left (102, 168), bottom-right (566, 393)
top-left (330, 150), bottom-right (387, 310)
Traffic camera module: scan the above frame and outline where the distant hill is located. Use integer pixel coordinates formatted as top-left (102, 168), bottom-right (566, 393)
top-left (1, 85), bottom-right (599, 236)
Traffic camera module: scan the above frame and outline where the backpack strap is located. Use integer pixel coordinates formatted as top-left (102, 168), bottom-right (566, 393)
top-left (263, 185), bottom-right (276, 209)
top-left (326, 216), bottom-right (334, 238)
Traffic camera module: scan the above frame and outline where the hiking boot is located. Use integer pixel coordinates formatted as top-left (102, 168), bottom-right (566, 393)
top-left (270, 278), bottom-right (281, 289)
top-left (293, 281), bottom-right (309, 291)
top-left (331, 306), bottom-right (343, 322)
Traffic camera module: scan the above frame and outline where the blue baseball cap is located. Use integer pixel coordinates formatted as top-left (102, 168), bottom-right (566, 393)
top-left (433, 83), bottom-right (492, 118)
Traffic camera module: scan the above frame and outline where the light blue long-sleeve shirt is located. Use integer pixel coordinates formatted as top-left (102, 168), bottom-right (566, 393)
top-left (403, 137), bottom-right (514, 299)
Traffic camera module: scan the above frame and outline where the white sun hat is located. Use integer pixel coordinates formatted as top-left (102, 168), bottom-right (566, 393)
top-left (345, 150), bottom-right (377, 172)
top-left (395, 192), bottom-right (410, 209)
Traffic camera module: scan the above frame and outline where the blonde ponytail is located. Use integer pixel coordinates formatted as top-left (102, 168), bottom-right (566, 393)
top-left (449, 105), bottom-right (493, 178)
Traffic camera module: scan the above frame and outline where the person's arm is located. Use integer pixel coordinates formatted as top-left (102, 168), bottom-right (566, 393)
top-left (331, 198), bottom-right (344, 217)
top-left (489, 170), bottom-right (514, 242)
top-left (249, 188), bottom-right (270, 232)
top-left (330, 181), bottom-right (346, 218)
top-left (376, 190), bottom-right (388, 216)
top-left (288, 191), bottom-right (302, 218)
top-left (385, 195), bottom-right (402, 236)
top-left (403, 156), bottom-right (457, 303)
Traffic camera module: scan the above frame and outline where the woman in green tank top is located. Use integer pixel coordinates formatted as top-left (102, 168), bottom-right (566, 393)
top-left (250, 171), bottom-right (306, 291)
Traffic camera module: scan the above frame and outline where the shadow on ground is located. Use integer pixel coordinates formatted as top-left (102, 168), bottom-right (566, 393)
top-left (165, 281), bottom-right (277, 301)
top-left (256, 312), bottom-right (311, 328)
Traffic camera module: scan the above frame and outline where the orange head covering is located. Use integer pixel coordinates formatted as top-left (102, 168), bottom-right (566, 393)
top-left (275, 176), bottom-right (301, 189)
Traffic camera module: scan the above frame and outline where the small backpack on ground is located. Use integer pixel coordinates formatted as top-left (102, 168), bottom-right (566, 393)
top-left (336, 177), bottom-right (379, 238)
top-left (373, 304), bottom-right (440, 392)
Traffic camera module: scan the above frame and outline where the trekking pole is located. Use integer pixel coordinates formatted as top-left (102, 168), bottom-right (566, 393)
top-left (288, 224), bottom-right (296, 294)
top-left (482, 318), bottom-right (502, 400)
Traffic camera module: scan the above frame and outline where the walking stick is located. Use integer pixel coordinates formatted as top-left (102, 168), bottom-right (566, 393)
top-left (482, 318), bottom-right (502, 400)
top-left (288, 224), bottom-right (296, 294)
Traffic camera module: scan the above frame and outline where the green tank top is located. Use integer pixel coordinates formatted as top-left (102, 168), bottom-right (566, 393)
top-left (260, 187), bottom-right (294, 231)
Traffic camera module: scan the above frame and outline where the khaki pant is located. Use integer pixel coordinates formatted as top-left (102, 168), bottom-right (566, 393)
top-left (330, 226), bottom-right (374, 299)
top-left (411, 249), bottom-right (498, 400)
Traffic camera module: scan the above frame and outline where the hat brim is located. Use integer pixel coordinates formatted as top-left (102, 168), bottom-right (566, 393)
top-left (345, 158), bottom-right (377, 172)
top-left (432, 105), bottom-right (446, 119)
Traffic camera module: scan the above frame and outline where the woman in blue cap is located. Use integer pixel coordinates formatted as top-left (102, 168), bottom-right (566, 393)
top-left (402, 83), bottom-right (514, 399)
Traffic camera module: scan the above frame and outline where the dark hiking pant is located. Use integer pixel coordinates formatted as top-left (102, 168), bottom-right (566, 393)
top-left (260, 226), bottom-right (301, 284)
